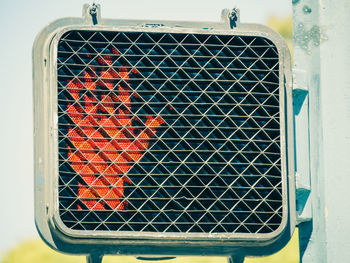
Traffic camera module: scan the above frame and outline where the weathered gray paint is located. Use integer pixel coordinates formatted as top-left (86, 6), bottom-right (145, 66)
top-left (293, 0), bottom-right (350, 262)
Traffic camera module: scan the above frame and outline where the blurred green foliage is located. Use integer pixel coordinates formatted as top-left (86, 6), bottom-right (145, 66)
top-left (2, 14), bottom-right (296, 263)
top-left (267, 15), bottom-right (293, 52)
top-left (2, 230), bottom-right (298, 263)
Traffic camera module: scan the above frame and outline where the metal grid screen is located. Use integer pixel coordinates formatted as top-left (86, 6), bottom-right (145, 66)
top-left (57, 30), bottom-right (282, 235)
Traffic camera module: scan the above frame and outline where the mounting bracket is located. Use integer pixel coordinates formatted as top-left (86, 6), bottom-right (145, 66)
top-left (221, 8), bottom-right (240, 28)
top-left (82, 3), bottom-right (101, 25)
top-left (228, 255), bottom-right (245, 263)
top-left (87, 254), bottom-right (103, 263)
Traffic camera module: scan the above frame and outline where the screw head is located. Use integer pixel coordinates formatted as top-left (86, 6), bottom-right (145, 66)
top-left (89, 4), bottom-right (97, 16)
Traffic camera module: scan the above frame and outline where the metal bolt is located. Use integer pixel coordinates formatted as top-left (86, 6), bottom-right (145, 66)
top-left (89, 4), bottom-right (97, 16)
top-left (228, 8), bottom-right (239, 28)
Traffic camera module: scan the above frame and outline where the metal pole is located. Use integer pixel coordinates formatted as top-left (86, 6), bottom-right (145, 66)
top-left (293, 0), bottom-right (350, 262)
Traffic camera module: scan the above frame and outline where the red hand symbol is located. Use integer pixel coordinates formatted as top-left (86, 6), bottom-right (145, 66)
top-left (65, 48), bottom-right (164, 210)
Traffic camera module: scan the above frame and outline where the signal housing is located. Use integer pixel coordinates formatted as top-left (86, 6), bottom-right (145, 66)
top-left (33, 4), bottom-right (295, 258)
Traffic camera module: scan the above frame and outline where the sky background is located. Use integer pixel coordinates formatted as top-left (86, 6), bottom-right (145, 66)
top-left (0, 0), bottom-right (291, 259)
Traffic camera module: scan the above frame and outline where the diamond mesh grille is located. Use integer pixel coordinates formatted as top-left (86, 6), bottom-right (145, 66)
top-left (57, 30), bottom-right (282, 235)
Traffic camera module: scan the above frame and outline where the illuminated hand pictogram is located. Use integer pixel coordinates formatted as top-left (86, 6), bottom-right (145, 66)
top-left (65, 48), bottom-right (164, 210)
